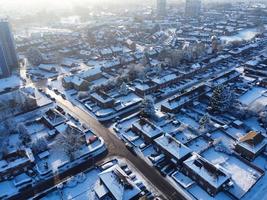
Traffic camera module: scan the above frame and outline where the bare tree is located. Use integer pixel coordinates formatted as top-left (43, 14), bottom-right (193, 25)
top-left (55, 127), bottom-right (85, 161)
top-left (31, 137), bottom-right (48, 154)
top-left (18, 123), bottom-right (31, 145)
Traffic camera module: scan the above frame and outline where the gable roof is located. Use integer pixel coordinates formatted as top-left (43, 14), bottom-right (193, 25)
top-left (98, 164), bottom-right (141, 200)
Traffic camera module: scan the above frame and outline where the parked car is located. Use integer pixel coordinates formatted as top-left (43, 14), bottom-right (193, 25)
top-left (119, 162), bottom-right (127, 169)
top-left (88, 135), bottom-right (98, 144)
top-left (56, 106), bottom-right (65, 115)
top-left (146, 192), bottom-right (154, 199)
top-left (123, 167), bottom-right (132, 175)
top-left (53, 89), bottom-right (60, 94)
top-left (139, 143), bottom-right (146, 149)
top-left (148, 154), bottom-right (165, 164)
top-left (129, 173), bottom-right (136, 180)
top-left (101, 162), bottom-right (114, 170)
top-left (136, 182), bottom-right (146, 191)
top-left (125, 143), bottom-right (137, 156)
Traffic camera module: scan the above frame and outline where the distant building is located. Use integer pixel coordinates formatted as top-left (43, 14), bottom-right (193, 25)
top-left (157, 0), bottom-right (167, 16)
top-left (0, 43), bottom-right (10, 77)
top-left (0, 19), bottom-right (18, 77)
top-left (185, 0), bottom-right (201, 18)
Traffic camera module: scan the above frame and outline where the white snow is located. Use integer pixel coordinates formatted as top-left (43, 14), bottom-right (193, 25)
top-left (202, 148), bottom-right (262, 199)
top-left (239, 87), bottom-right (267, 105)
top-left (155, 134), bottom-right (192, 161)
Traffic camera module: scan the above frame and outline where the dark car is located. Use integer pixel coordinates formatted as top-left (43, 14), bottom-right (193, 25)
top-left (125, 143), bottom-right (137, 156)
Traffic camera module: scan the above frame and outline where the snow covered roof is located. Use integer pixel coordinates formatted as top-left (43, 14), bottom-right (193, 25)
top-left (91, 92), bottom-right (114, 104)
top-left (209, 54), bottom-right (231, 64)
top-left (43, 109), bottom-right (66, 127)
top-left (183, 153), bottom-right (230, 188)
top-left (152, 74), bottom-right (177, 85)
top-left (55, 121), bottom-right (83, 136)
top-left (114, 93), bottom-right (142, 111)
top-left (0, 155), bottom-right (31, 174)
top-left (98, 164), bottom-right (141, 200)
top-left (245, 59), bottom-right (259, 67)
top-left (155, 134), bottom-right (192, 161)
top-left (237, 131), bottom-right (266, 154)
top-left (132, 118), bottom-right (163, 139)
top-left (71, 76), bottom-right (88, 87)
top-left (134, 82), bottom-right (153, 91)
top-left (229, 43), bottom-right (258, 55)
top-left (13, 173), bottom-right (32, 187)
top-left (162, 85), bottom-right (208, 111)
top-left (111, 46), bottom-right (123, 53)
top-left (99, 48), bottom-right (113, 55)
top-left (38, 64), bottom-right (57, 72)
top-left (78, 66), bottom-right (102, 79)
top-left (102, 58), bottom-right (121, 69)
top-left (0, 75), bottom-right (22, 94)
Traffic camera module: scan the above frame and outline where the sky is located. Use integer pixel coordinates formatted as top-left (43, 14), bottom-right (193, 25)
top-left (0, 0), bottom-right (252, 16)
top-left (0, 0), bottom-right (152, 7)
top-left (0, 0), bottom-right (155, 15)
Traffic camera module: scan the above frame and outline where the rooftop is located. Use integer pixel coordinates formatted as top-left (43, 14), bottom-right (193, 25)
top-left (155, 134), bottom-right (192, 161)
top-left (98, 164), bottom-right (141, 200)
top-left (183, 153), bottom-right (230, 189)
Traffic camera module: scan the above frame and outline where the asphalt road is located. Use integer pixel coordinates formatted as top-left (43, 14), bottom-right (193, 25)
top-left (46, 89), bottom-right (189, 200)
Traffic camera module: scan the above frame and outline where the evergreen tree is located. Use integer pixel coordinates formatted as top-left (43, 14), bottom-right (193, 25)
top-left (141, 97), bottom-right (155, 118)
top-left (119, 82), bottom-right (128, 96)
top-left (210, 85), bottom-right (233, 113)
top-left (26, 47), bottom-right (43, 66)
